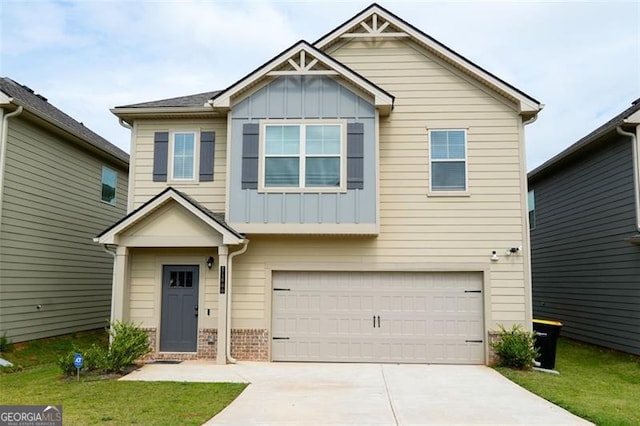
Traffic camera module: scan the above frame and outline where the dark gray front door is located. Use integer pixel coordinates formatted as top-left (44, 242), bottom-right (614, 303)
top-left (160, 265), bottom-right (199, 352)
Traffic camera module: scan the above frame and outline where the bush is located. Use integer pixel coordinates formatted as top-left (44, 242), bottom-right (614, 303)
top-left (104, 320), bottom-right (151, 373)
top-left (0, 331), bottom-right (11, 353)
top-left (58, 321), bottom-right (150, 376)
top-left (491, 324), bottom-right (538, 369)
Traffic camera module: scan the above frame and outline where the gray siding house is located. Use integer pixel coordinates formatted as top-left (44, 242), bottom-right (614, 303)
top-left (528, 98), bottom-right (640, 356)
top-left (0, 78), bottom-right (129, 342)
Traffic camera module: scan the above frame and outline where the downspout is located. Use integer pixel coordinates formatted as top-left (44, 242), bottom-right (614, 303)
top-left (117, 119), bottom-right (135, 213)
top-left (100, 244), bottom-right (118, 343)
top-left (617, 126), bottom-right (640, 232)
top-left (225, 239), bottom-right (250, 363)
top-left (0, 106), bottom-right (24, 230)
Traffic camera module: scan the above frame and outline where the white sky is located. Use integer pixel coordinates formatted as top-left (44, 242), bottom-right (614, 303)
top-left (1, 0), bottom-right (639, 170)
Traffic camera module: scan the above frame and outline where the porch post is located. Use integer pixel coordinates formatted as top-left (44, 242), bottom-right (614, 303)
top-left (216, 246), bottom-right (229, 364)
top-left (111, 246), bottom-right (129, 323)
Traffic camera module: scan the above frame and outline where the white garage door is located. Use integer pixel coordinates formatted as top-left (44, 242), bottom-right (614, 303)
top-left (272, 271), bottom-right (484, 364)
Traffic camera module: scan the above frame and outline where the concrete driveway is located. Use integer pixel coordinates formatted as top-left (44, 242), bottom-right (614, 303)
top-left (121, 362), bottom-right (591, 425)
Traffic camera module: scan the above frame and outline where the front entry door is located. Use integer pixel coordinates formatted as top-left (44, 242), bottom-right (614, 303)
top-left (160, 265), bottom-right (199, 352)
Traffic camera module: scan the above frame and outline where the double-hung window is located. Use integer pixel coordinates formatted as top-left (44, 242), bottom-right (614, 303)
top-left (101, 166), bottom-right (117, 205)
top-left (262, 122), bottom-right (343, 191)
top-left (171, 132), bottom-right (196, 181)
top-left (429, 130), bottom-right (467, 192)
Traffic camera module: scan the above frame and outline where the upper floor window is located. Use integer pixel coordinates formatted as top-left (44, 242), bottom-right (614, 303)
top-left (429, 130), bottom-right (467, 192)
top-left (261, 122), bottom-right (345, 191)
top-left (101, 166), bottom-right (117, 205)
top-left (528, 190), bottom-right (536, 229)
top-left (171, 132), bottom-right (196, 181)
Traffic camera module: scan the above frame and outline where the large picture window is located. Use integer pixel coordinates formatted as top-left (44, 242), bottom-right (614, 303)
top-left (262, 122), bottom-right (343, 190)
top-left (172, 132), bottom-right (196, 180)
top-left (101, 166), bottom-right (117, 205)
top-left (430, 130), bottom-right (467, 192)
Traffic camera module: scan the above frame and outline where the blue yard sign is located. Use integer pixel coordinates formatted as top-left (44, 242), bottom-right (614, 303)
top-left (74, 353), bottom-right (83, 381)
top-left (73, 353), bottom-right (84, 369)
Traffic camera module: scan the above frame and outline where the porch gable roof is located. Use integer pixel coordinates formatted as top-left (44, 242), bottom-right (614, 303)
top-left (94, 187), bottom-right (245, 246)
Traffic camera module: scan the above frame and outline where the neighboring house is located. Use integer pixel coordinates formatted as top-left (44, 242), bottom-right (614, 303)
top-left (0, 78), bottom-right (129, 342)
top-left (528, 99), bottom-right (640, 356)
top-left (96, 3), bottom-right (542, 365)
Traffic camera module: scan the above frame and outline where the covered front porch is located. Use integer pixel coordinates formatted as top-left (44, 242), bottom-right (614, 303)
top-left (94, 187), bottom-right (248, 364)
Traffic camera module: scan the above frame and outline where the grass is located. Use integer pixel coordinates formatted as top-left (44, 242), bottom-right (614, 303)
top-left (0, 329), bottom-right (247, 425)
top-left (496, 338), bottom-right (640, 426)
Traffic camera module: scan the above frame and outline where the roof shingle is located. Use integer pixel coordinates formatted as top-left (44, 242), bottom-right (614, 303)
top-left (0, 77), bottom-right (129, 164)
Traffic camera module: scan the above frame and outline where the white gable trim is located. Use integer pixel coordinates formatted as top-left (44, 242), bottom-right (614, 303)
top-left (314, 5), bottom-right (542, 116)
top-left (95, 189), bottom-right (244, 246)
top-left (209, 41), bottom-right (394, 115)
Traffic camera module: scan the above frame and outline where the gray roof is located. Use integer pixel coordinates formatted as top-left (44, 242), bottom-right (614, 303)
top-left (528, 97), bottom-right (640, 182)
top-left (0, 77), bottom-right (129, 165)
top-left (117, 91), bottom-right (221, 108)
top-left (95, 186), bottom-right (244, 240)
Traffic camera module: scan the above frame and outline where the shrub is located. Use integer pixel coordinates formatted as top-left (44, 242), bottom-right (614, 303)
top-left (0, 331), bottom-right (11, 353)
top-left (491, 324), bottom-right (538, 369)
top-left (104, 320), bottom-right (151, 373)
top-left (58, 321), bottom-right (150, 376)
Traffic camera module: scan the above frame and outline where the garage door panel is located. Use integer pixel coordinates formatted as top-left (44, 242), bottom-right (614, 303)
top-left (272, 271), bottom-right (484, 364)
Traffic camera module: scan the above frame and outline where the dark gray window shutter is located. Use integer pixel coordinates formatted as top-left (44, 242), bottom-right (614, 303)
top-left (347, 122), bottom-right (364, 189)
top-left (153, 131), bottom-right (169, 182)
top-left (242, 123), bottom-right (259, 189)
top-left (199, 131), bottom-right (215, 181)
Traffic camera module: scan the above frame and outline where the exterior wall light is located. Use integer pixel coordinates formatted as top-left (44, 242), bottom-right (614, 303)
top-left (207, 256), bottom-right (215, 270)
top-left (491, 251), bottom-right (499, 261)
top-left (506, 246), bottom-right (522, 255)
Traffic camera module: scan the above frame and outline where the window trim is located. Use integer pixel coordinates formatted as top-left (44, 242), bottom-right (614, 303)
top-left (258, 119), bottom-right (347, 193)
top-left (428, 128), bottom-right (469, 196)
top-left (528, 189), bottom-right (536, 230)
top-left (101, 166), bottom-right (117, 205)
top-left (169, 130), bottom-right (199, 183)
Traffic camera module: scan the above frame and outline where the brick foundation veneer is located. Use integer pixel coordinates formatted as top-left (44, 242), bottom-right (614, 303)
top-left (139, 328), bottom-right (218, 361)
top-left (230, 329), bottom-right (269, 361)
top-left (487, 331), bottom-right (500, 365)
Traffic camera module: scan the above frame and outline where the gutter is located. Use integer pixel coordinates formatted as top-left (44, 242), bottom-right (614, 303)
top-left (617, 126), bottom-right (640, 232)
top-left (0, 105), bottom-right (24, 232)
top-left (225, 240), bottom-right (250, 363)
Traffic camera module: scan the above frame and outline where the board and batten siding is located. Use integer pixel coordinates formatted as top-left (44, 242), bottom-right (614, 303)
top-left (0, 117), bottom-right (128, 342)
top-left (130, 118), bottom-right (227, 211)
top-left (228, 75), bottom-right (376, 227)
top-left (530, 136), bottom-right (640, 355)
top-left (225, 38), bottom-right (529, 332)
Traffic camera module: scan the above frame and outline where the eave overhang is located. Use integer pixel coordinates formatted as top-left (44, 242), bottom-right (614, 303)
top-left (1, 94), bottom-right (129, 168)
top-left (110, 107), bottom-right (220, 125)
top-left (208, 40), bottom-right (394, 116)
top-left (314, 3), bottom-right (542, 118)
top-left (95, 187), bottom-right (245, 246)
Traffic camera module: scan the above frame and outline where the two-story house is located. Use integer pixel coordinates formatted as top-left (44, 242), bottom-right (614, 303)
top-left (96, 4), bottom-right (542, 364)
top-left (0, 77), bottom-right (129, 342)
top-left (529, 99), bottom-right (640, 356)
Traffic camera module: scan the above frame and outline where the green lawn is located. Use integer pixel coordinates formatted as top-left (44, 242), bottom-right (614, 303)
top-left (0, 330), bottom-right (246, 425)
top-left (496, 338), bottom-right (640, 426)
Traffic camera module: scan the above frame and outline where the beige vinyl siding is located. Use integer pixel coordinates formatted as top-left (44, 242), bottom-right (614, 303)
top-left (131, 118), bottom-right (227, 211)
top-left (0, 117), bottom-right (128, 342)
top-left (127, 248), bottom-right (219, 329)
top-left (228, 38), bottom-right (528, 331)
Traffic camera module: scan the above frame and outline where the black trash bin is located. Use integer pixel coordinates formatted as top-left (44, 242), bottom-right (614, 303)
top-left (532, 319), bottom-right (563, 369)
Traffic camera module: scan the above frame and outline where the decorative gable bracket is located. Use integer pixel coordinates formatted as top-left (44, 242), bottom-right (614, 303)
top-left (340, 13), bottom-right (409, 39)
top-left (207, 41), bottom-right (394, 116)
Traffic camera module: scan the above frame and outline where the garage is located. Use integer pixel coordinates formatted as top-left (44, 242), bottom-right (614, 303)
top-left (271, 271), bottom-right (485, 364)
